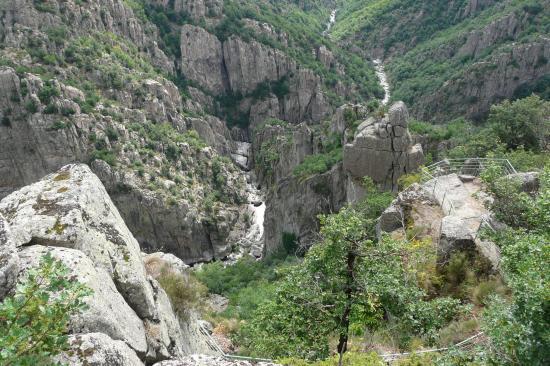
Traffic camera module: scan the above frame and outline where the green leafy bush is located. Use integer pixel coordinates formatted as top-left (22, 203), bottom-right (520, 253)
top-left (157, 267), bottom-right (207, 317)
top-left (48, 121), bottom-right (69, 130)
top-left (25, 100), bottom-right (38, 114)
top-left (90, 148), bottom-right (117, 166)
top-left (0, 252), bottom-right (91, 364)
top-left (488, 95), bottom-right (549, 152)
top-left (279, 351), bottom-right (384, 366)
top-left (292, 148), bottom-right (343, 181)
top-left (37, 81), bottom-right (60, 105)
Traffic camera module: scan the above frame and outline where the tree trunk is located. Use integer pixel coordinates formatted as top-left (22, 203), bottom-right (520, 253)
top-left (337, 249), bottom-right (356, 366)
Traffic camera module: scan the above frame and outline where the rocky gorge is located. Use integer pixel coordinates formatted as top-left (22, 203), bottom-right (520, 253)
top-left (0, 0), bottom-right (548, 364)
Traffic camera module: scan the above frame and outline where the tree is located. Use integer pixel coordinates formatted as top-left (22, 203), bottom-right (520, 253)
top-left (0, 252), bottom-right (92, 365)
top-left (239, 181), bottom-right (402, 362)
top-left (482, 231), bottom-right (549, 365)
top-left (489, 95), bottom-right (550, 152)
top-left (481, 165), bottom-right (550, 365)
top-left (238, 181), bottom-right (465, 363)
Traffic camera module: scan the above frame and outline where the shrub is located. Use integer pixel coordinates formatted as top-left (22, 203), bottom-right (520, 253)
top-left (397, 170), bottom-right (423, 190)
top-left (90, 148), bottom-right (117, 166)
top-left (279, 352), bottom-right (384, 366)
top-left (43, 103), bottom-right (58, 114)
top-left (471, 278), bottom-right (507, 306)
top-left (105, 126), bottom-right (119, 142)
top-left (48, 120), bottom-right (69, 130)
top-left (1, 116), bottom-right (11, 127)
top-left (157, 267), bottom-right (207, 316)
top-left (436, 318), bottom-right (479, 347)
top-left (37, 82), bottom-right (60, 104)
top-left (489, 95), bottom-right (549, 152)
top-left (25, 100), bottom-right (38, 114)
top-left (45, 26), bottom-right (67, 45)
top-left (33, 0), bottom-right (56, 14)
top-left (0, 252), bottom-right (91, 364)
top-left (60, 106), bottom-right (76, 116)
top-left (292, 148), bottom-right (343, 181)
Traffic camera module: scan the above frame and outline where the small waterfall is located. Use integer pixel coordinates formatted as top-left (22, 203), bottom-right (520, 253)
top-left (373, 59), bottom-right (390, 105)
top-left (323, 9), bottom-right (337, 36)
top-left (230, 142), bottom-right (266, 261)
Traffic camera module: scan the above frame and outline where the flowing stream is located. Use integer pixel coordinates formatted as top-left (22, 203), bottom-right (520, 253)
top-left (230, 142), bottom-right (266, 261)
top-left (373, 59), bottom-right (390, 105)
top-left (323, 9), bottom-right (337, 36)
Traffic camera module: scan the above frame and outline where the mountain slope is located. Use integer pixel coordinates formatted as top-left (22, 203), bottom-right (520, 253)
top-left (332, 0), bottom-right (549, 121)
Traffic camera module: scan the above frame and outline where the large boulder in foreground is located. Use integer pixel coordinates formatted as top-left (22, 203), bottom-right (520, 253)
top-left (343, 102), bottom-right (424, 191)
top-left (0, 164), bottom-right (189, 363)
top-left (0, 164), bottom-right (156, 318)
top-left (55, 333), bottom-right (144, 366)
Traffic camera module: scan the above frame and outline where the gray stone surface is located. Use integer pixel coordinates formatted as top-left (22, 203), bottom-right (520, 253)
top-left (507, 171), bottom-right (540, 193)
top-left (0, 164), bottom-right (191, 362)
top-left (18, 246), bottom-right (148, 355)
top-left (154, 355), bottom-right (280, 366)
top-left (343, 102), bottom-right (424, 191)
top-left (56, 333), bottom-right (144, 366)
top-left (0, 164), bottom-right (156, 319)
top-left (180, 25), bottom-right (226, 94)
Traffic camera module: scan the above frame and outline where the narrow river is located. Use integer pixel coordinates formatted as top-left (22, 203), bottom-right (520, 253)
top-left (230, 142), bottom-right (266, 261)
top-left (323, 9), bottom-right (337, 36)
top-left (373, 59), bottom-right (390, 105)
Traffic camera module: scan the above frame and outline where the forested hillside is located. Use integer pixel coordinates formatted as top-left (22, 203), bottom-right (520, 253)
top-left (333, 0), bottom-right (549, 121)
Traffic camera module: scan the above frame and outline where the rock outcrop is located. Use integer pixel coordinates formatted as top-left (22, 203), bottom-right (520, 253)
top-left (378, 173), bottom-right (502, 270)
top-left (416, 37), bottom-right (550, 121)
top-left (179, 24), bottom-right (330, 124)
top-left (0, 0), bottom-right (173, 72)
top-left (0, 164), bottom-right (194, 363)
top-left (0, 62), bottom-right (249, 265)
top-left (180, 25), bottom-right (227, 93)
top-left (343, 102), bottom-right (424, 191)
top-left (264, 164), bottom-right (348, 253)
top-left (154, 355), bottom-right (280, 366)
top-left (91, 159), bottom-right (245, 265)
top-left (56, 333), bottom-right (145, 366)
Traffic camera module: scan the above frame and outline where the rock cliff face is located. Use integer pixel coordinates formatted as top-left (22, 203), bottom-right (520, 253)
top-left (180, 24), bottom-right (331, 124)
top-left (0, 164), bottom-right (193, 364)
top-left (180, 25), bottom-right (227, 93)
top-left (415, 38), bottom-right (550, 121)
top-left (335, 0), bottom-right (548, 121)
top-left (264, 164), bottom-right (348, 253)
top-left (0, 0), bottom-right (174, 72)
top-left (0, 63), bottom-right (248, 264)
top-left (343, 102), bottom-right (424, 191)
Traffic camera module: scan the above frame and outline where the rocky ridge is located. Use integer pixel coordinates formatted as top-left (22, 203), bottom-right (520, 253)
top-left (343, 101), bottom-right (424, 191)
top-left (255, 102), bottom-right (424, 252)
top-left (0, 164), bottom-right (192, 364)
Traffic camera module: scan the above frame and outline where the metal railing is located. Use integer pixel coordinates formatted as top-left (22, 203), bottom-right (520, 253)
top-left (421, 158), bottom-right (517, 183)
top-left (420, 158), bottom-right (517, 217)
top-left (198, 323), bottom-right (274, 363)
top-left (380, 332), bottom-right (486, 362)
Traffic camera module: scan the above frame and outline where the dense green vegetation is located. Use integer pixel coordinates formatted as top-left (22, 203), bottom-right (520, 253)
top-left (0, 253), bottom-right (91, 365)
top-left (293, 147), bottom-right (343, 181)
top-left (190, 94), bottom-right (549, 365)
top-left (410, 96), bottom-right (550, 171)
top-left (331, 0), bottom-right (549, 119)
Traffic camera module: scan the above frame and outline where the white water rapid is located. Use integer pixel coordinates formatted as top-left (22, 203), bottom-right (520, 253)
top-left (230, 142), bottom-right (266, 261)
top-left (373, 59), bottom-right (390, 105)
top-left (323, 9), bottom-right (337, 36)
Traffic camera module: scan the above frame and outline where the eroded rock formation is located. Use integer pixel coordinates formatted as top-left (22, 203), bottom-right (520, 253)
top-left (0, 164), bottom-right (191, 363)
top-left (343, 102), bottom-right (424, 191)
